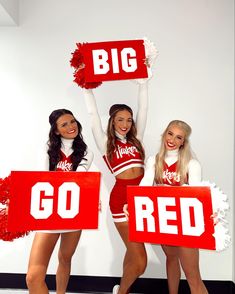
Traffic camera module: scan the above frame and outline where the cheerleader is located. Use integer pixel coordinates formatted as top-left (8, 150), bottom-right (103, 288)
top-left (125, 120), bottom-right (208, 294)
top-left (26, 109), bottom-right (93, 294)
top-left (83, 80), bottom-right (149, 294)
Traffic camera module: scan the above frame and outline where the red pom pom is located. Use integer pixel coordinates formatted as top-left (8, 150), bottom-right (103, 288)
top-left (0, 175), bottom-right (11, 205)
top-left (0, 208), bottom-right (30, 241)
top-left (73, 67), bottom-right (102, 89)
top-left (70, 43), bottom-right (84, 68)
top-left (70, 43), bottom-right (102, 89)
top-left (0, 175), bottom-right (30, 241)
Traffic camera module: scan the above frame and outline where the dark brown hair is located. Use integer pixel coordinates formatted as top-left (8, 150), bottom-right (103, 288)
top-left (47, 109), bottom-right (87, 171)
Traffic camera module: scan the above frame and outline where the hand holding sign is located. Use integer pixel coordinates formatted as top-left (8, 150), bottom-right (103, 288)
top-left (70, 38), bottom-right (158, 88)
top-left (7, 171), bottom-right (101, 231)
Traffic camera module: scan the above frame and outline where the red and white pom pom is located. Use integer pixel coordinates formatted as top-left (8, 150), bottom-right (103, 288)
top-left (197, 181), bottom-right (231, 251)
top-left (132, 37), bottom-right (158, 84)
top-left (143, 37), bottom-right (159, 68)
top-left (0, 175), bottom-right (30, 242)
top-left (70, 43), bottom-right (102, 89)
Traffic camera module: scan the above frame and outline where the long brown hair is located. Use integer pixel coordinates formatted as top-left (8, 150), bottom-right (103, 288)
top-left (106, 104), bottom-right (145, 161)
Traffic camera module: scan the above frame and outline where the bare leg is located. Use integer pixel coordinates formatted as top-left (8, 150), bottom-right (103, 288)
top-left (179, 247), bottom-right (208, 294)
top-left (161, 245), bottom-right (181, 294)
top-left (26, 232), bottom-right (60, 294)
top-left (115, 222), bottom-right (147, 294)
top-left (56, 231), bottom-right (82, 294)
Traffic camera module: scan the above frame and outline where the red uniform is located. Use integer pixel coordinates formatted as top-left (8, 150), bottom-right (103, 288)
top-left (103, 140), bottom-right (144, 176)
top-left (56, 151), bottom-right (73, 171)
top-left (103, 139), bottom-right (144, 222)
top-left (162, 161), bottom-right (181, 186)
top-left (83, 85), bottom-right (148, 222)
top-left (110, 174), bottom-right (144, 222)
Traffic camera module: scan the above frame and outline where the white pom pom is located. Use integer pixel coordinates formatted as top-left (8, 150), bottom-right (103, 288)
top-left (213, 222), bottom-right (231, 251)
top-left (143, 37), bottom-right (159, 67)
top-left (200, 181), bottom-right (231, 251)
top-left (132, 37), bottom-right (158, 84)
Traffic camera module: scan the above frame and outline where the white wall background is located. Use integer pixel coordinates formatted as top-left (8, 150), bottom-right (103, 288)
top-left (0, 0), bottom-right (234, 283)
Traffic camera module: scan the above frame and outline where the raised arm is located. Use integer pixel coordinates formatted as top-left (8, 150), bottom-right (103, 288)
top-left (76, 148), bottom-right (94, 171)
top-left (135, 82), bottom-right (148, 141)
top-left (82, 89), bottom-right (107, 154)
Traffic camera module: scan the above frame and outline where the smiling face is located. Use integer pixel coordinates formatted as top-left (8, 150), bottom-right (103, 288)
top-left (113, 109), bottom-right (133, 136)
top-left (164, 124), bottom-right (185, 150)
top-left (56, 114), bottom-right (79, 139)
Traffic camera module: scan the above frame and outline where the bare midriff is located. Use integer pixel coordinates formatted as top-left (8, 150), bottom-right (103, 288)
top-left (115, 167), bottom-right (144, 180)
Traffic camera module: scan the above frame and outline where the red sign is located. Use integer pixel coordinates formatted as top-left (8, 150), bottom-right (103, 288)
top-left (127, 186), bottom-right (216, 250)
top-left (81, 40), bottom-right (148, 82)
top-left (7, 171), bottom-right (101, 231)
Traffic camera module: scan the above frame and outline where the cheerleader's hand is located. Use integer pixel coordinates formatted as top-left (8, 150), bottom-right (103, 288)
top-left (210, 212), bottom-right (219, 225)
top-left (123, 204), bottom-right (129, 221)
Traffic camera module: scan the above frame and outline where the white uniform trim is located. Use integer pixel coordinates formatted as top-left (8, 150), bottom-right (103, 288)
top-left (112, 213), bottom-right (128, 223)
top-left (113, 162), bottom-right (144, 176)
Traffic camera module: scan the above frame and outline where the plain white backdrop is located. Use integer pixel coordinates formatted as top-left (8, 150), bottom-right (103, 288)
top-left (0, 0), bottom-right (234, 284)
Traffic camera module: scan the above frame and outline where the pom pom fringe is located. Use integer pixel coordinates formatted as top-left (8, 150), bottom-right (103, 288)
top-left (71, 38), bottom-right (158, 86)
top-left (0, 175), bottom-right (30, 242)
top-left (196, 181), bottom-right (231, 251)
top-left (143, 37), bottom-right (159, 68)
top-left (0, 175), bottom-right (11, 205)
top-left (70, 43), bottom-right (102, 89)
top-left (132, 37), bottom-right (158, 84)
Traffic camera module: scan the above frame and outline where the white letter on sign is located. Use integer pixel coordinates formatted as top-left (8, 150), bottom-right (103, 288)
top-left (135, 196), bottom-right (155, 232)
top-left (180, 198), bottom-right (205, 236)
top-left (30, 182), bottom-right (53, 219)
top-left (158, 197), bottom-right (178, 234)
top-left (111, 49), bottom-right (119, 73)
top-left (57, 182), bottom-right (80, 218)
top-left (92, 49), bottom-right (109, 74)
top-left (121, 48), bottom-right (137, 73)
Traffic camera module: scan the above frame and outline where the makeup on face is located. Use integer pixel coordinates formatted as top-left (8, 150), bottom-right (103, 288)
top-left (56, 114), bottom-right (79, 139)
top-left (164, 125), bottom-right (185, 150)
top-left (113, 110), bottom-right (133, 136)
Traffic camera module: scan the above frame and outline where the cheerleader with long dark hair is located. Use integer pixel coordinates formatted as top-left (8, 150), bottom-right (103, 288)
top-left (26, 109), bottom-right (93, 294)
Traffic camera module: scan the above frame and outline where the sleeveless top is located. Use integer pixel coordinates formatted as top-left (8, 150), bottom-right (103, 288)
top-left (103, 139), bottom-right (144, 176)
top-left (56, 150), bottom-right (73, 171)
top-left (162, 161), bottom-right (181, 186)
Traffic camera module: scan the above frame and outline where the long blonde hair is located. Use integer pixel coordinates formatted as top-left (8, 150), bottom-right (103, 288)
top-left (155, 120), bottom-right (194, 185)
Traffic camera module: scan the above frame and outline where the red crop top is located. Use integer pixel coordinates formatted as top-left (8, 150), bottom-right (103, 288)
top-left (103, 140), bottom-right (144, 176)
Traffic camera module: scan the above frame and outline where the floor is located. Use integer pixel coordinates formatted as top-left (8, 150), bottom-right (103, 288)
top-left (0, 291), bottom-right (87, 294)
